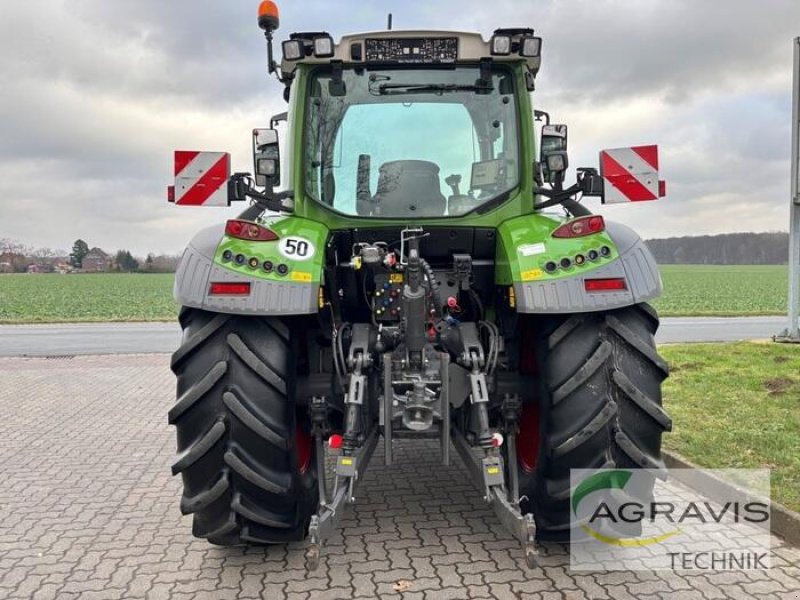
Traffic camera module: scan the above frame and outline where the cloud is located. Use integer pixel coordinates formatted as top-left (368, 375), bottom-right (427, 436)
top-left (0, 0), bottom-right (797, 255)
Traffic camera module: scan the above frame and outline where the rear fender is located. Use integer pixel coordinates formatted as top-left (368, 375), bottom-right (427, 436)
top-left (174, 217), bottom-right (328, 315)
top-left (496, 214), bottom-right (661, 313)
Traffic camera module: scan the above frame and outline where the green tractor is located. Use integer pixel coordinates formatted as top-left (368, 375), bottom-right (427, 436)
top-left (169, 1), bottom-right (671, 569)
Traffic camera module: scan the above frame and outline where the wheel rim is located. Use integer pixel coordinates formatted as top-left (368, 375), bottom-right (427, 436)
top-left (517, 402), bottom-right (541, 473)
top-left (295, 424), bottom-right (312, 475)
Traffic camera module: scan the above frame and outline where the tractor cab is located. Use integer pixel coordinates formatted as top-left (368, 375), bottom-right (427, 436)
top-left (263, 27), bottom-right (543, 222)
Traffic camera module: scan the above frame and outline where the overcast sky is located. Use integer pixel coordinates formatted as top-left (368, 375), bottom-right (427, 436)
top-left (2, 0), bottom-right (799, 255)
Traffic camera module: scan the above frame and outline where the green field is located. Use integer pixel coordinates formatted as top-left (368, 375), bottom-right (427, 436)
top-left (0, 264), bottom-right (792, 323)
top-left (0, 273), bottom-right (177, 323)
top-left (653, 265), bottom-right (788, 317)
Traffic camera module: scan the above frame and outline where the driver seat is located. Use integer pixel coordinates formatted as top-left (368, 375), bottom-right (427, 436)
top-left (368, 160), bottom-right (446, 217)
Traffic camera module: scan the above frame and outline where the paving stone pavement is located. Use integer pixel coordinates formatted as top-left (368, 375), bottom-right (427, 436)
top-left (0, 354), bottom-right (798, 600)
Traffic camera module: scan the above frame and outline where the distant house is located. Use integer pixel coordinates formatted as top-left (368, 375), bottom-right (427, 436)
top-left (52, 258), bottom-right (71, 274)
top-left (0, 262), bottom-right (14, 274)
top-left (27, 263), bottom-right (54, 274)
top-left (82, 248), bottom-right (112, 272)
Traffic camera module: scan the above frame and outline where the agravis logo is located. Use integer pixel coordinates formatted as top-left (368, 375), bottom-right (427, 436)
top-left (570, 468), bottom-right (772, 571)
top-left (572, 469), bottom-right (681, 547)
top-left (572, 469), bottom-right (769, 547)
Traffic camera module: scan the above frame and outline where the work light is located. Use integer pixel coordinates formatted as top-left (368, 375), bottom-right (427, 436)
top-left (282, 39), bottom-right (304, 61)
top-left (520, 36), bottom-right (542, 58)
top-left (313, 36), bottom-right (334, 58)
top-left (257, 158), bottom-right (278, 177)
top-left (546, 152), bottom-right (568, 173)
top-left (490, 35), bottom-right (512, 56)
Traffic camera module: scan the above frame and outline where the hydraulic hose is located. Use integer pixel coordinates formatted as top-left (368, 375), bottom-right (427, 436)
top-left (561, 198), bottom-right (592, 217)
top-left (419, 258), bottom-right (445, 315)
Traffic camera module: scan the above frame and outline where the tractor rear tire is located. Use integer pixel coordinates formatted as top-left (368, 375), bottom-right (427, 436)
top-left (516, 303), bottom-right (672, 542)
top-left (169, 307), bottom-right (318, 545)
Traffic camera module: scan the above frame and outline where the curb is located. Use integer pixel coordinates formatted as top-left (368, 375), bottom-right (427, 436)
top-left (664, 451), bottom-right (800, 549)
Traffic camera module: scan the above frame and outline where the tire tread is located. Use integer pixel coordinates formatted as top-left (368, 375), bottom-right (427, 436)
top-left (517, 303), bottom-right (670, 542)
top-left (170, 309), bottom-right (317, 546)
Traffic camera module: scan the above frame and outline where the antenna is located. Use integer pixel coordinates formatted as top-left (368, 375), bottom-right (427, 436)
top-left (387, 13), bottom-right (393, 30)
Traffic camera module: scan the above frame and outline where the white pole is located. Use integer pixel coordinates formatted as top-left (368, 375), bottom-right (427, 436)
top-left (782, 37), bottom-right (800, 340)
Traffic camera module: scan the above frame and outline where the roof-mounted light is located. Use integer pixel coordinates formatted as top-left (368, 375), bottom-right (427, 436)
top-left (257, 1), bottom-right (280, 31)
top-left (313, 35), bottom-right (335, 58)
top-left (282, 39), bottom-right (304, 61)
top-left (520, 35), bottom-right (542, 58)
top-left (490, 34), bottom-right (512, 56)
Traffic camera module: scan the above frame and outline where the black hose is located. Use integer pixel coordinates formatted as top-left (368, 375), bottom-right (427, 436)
top-left (419, 258), bottom-right (445, 315)
top-left (237, 189), bottom-right (293, 220)
top-left (468, 289), bottom-right (485, 321)
top-left (561, 198), bottom-right (592, 217)
top-left (238, 202), bottom-right (265, 220)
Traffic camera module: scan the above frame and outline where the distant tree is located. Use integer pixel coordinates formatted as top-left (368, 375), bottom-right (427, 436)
top-left (115, 250), bottom-right (139, 272)
top-left (1, 238), bottom-right (28, 254)
top-left (30, 247), bottom-right (61, 261)
top-left (646, 233), bottom-right (789, 265)
top-left (70, 239), bottom-right (90, 268)
top-left (140, 253), bottom-right (180, 273)
top-left (0, 238), bottom-right (32, 272)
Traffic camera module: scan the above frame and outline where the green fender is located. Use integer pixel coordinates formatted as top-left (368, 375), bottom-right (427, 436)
top-left (174, 216), bottom-right (328, 315)
top-left (496, 213), bottom-right (662, 313)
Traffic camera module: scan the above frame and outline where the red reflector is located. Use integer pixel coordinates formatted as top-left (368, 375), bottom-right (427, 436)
top-left (167, 185), bottom-right (175, 203)
top-left (552, 215), bottom-right (605, 238)
top-left (517, 403), bottom-right (541, 473)
top-left (225, 220), bottom-right (279, 241)
top-left (209, 282), bottom-right (251, 296)
top-left (584, 278), bottom-right (627, 292)
top-left (659, 180), bottom-right (667, 197)
top-left (328, 434), bottom-right (343, 450)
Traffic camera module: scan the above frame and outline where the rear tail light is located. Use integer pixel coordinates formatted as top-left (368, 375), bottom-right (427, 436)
top-left (584, 278), bottom-right (627, 292)
top-left (552, 215), bottom-right (605, 238)
top-left (209, 282), bottom-right (251, 296)
top-left (225, 220), bottom-right (279, 242)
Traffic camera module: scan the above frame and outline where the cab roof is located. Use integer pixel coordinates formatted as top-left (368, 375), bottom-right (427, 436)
top-left (279, 29), bottom-right (541, 77)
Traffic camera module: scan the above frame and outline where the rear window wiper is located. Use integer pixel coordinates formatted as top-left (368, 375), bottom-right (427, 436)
top-left (375, 83), bottom-right (494, 96)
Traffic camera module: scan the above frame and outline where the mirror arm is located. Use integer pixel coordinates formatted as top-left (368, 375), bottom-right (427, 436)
top-left (270, 112), bottom-right (288, 128)
top-left (533, 162), bottom-right (545, 188)
top-left (238, 192), bottom-right (293, 220)
top-left (533, 182), bottom-right (584, 211)
top-left (230, 172), bottom-right (293, 219)
top-left (534, 109), bottom-right (550, 125)
top-left (246, 189), bottom-right (293, 213)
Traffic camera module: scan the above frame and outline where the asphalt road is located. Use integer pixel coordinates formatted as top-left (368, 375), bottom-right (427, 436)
top-left (1, 354), bottom-right (797, 599)
top-left (0, 316), bottom-right (793, 357)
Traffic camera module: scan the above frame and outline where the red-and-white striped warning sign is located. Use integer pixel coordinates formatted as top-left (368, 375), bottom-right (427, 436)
top-left (172, 151), bottom-right (231, 206)
top-left (599, 145), bottom-right (664, 204)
